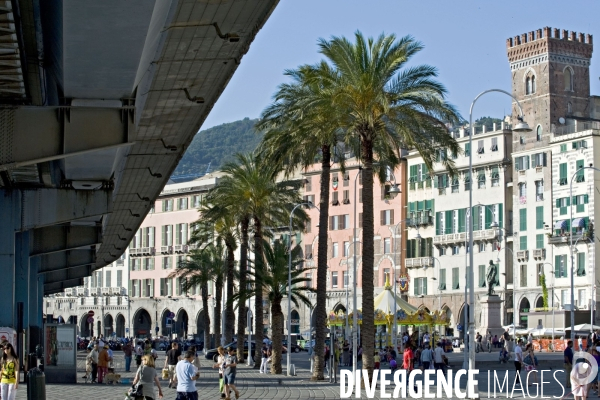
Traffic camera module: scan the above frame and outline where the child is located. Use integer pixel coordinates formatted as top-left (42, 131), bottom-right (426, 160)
top-left (374, 351), bottom-right (380, 370)
top-left (390, 358), bottom-right (397, 373)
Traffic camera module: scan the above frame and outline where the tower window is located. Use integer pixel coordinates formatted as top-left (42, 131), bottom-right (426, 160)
top-left (536, 125), bottom-right (542, 142)
top-left (531, 75), bottom-right (536, 93)
top-left (568, 102), bottom-right (572, 114)
top-left (564, 67), bottom-right (573, 91)
top-left (525, 74), bottom-right (536, 95)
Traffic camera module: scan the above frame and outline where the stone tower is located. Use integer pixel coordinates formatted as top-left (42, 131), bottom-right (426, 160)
top-left (506, 27), bottom-right (593, 149)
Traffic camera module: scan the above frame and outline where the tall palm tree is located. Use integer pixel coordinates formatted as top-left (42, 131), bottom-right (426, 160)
top-left (189, 204), bottom-right (238, 344)
top-left (170, 243), bottom-right (226, 349)
top-left (256, 67), bottom-right (343, 380)
top-left (234, 239), bottom-right (314, 374)
top-left (217, 153), bottom-right (306, 367)
top-left (312, 32), bottom-right (462, 375)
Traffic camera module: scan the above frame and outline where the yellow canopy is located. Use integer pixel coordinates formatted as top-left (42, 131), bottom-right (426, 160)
top-left (373, 277), bottom-right (418, 315)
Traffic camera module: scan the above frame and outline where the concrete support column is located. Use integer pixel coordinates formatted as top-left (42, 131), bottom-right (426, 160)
top-left (0, 190), bottom-right (21, 327)
top-left (15, 231), bottom-right (30, 327)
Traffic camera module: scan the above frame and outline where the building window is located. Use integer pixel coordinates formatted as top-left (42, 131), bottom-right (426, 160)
top-left (568, 102), bottom-right (572, 114)
top-left (577, 252), bottom-right (586, 277)
top-left (117, 270), bottom-right (123, 287)
top-left (491, 137), bottom-right (498, 152)
top-left (332, 272), bottom-right (338, 288)
top-left (535, 206), bottom-right (544, 229)
top-left (477, 140), bottom-right (484, 154)
top-left (561, 290), bottom-right (568, 307)
top-left (162, 199), bottom-right (173, 212)
top-left (536, 125), bottom-right (542, 141)
top-left (515, 155), bottom-right (529, 171)
top-left (559, 163), bottom-right (568, 185)
top-left (305, 244), bottom-right (312, 259)
top-left (332, 191), bottom-right (339, 205)
top-left (564, 67), bottom-right (573, 91)
top-left (332, 242), bottom-right (339, 258)
top-left (162, 257), bottom-right (172, 269)
top-left (520, 136), bottom-right (525, 145)
top-left (178, 197), bottom-right (188, 210)
top-left (536, 234), bottom-right (544, 249)
top-left (381, 210), bottom-right (394, 225)
top-left (383, 238), bottom-right (391, 254)
top-left (343, 190), bottom-right (350, 204)
top-left (162, 225), bottom-right (173, 246)
top-left (519, 236), bottom-right (527, 251)
top-left (452, 246), bottom-right (459, 255)
top-left (536, 264), bottom-right (544, 286)
top-left (578, 289), bottom-right (587, 308)
top-left (306, 273), bottom-right (312, 288)
top-left (305, 177), bottom-right (312, 192)
top-left (535, 180), bottom-right (544, 201)
top-left (343, 271), bottom-right (349, 288)
top-left (343, 172), bottom-right (349, 187)
top-left (451, 178), bottom-right (459, 193)
top-left (439, 247), bottom-right (445, 257)
top-left (143, 258), bottom-right (155, 271)
top-left (452, 267), bottom-right (459, 289)
top-left (439, 269), bottom-right (446, 290)
top-left (343, 241), bottom-right (350, 257)
top-left (478, 243), bottom-right (485, 253)
top-left (520, 264), bottom-right (527, 287)
top-left (532, 152), bottom-right (546, 168)
top-left (414, 278), bottom-right (427, 296)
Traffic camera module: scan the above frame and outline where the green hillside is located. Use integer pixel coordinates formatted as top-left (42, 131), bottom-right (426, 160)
top-left (173, 117), bottom-right (263, 178)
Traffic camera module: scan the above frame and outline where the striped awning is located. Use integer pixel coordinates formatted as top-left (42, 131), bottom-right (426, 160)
top-left (554, 220), bottom-right (568, 230)
top-left (572, 218), bottom-right (586, 228)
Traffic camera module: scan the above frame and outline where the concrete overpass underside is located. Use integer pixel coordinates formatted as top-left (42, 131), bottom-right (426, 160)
top-left (0, 0), bottom-right (279, 350)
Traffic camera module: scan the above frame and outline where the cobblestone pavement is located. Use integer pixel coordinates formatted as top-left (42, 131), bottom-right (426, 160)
top-left (14, 351), bottom-right (581, 399)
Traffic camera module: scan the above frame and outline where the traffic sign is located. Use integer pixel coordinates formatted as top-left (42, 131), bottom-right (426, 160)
top-left (125, 328), bottom-right (129, 333)
top-left (87, 317), bottom-right (94, 324)
top-left (88, 310), bottom-right (95, 317)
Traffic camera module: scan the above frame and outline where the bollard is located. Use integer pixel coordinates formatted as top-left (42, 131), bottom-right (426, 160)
top-left (27, 367), bottom-right (46, 400)
top-left (289, 364), bottom-right (296, 376)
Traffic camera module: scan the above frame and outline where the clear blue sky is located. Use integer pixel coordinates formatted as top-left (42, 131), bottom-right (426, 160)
top-left (202, 0), bottom-right (600, 130)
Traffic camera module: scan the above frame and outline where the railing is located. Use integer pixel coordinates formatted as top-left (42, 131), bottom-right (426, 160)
top-left (433, 228), bottom-right (498, 245)
top-left (533, 249), bottom-right (546, 259)
top-left (405, 257), bottom-right (433, 268)
top-left (130, 248), bottom-right (142, 257)
top-left (552, 120), bottom-right (600, 136)
top-left (547, 232), bottom-right (587, 245)
top-left (64, 288), bottom-right (76, 296)
top-left (140, 247), bottom-right (156, 256)
top-left (174, 245), bottom-right (189, 254)
top-left (76, 288), bottom-right (88, 297)
top-left (516, 250), bottom-right (529, 261)
top-left (160, 246), bottom-right (173, 254)
top-left (110, 287), bottom-right (125, 296)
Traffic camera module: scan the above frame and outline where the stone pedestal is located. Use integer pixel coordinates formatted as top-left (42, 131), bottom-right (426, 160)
top-left (479, 295), bottom-right (505, 339)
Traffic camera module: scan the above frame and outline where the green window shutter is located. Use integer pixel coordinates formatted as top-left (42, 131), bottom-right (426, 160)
top-left (409, 202), bottom-right (416, 213)
top-left (452, 268), bottom-right (459, 289)
top-left (423, 278), bottom-right (428, 295)
top-left (478, 265), bottom-right (486, 288)
top-left (426, 238), bottom-right (432, 257)
top-left (406, 238), bottom-right (412, 258)
top-left (472, 206), bottom-right (480, 231)
top-left (414, 280), bottom-right (418, 295)
top-left (436, 212), bottom-right (441, 235)
top-left (524, 156), bottom-right (530, 170)
top-left (433, 175), bottom-right (438, 188)
top-left (536, 234), bottom-right (544, 249)
top-left (417, 201), bottom-right (424, 211)
top-left (559, 163), bottom-right (567, 182)
top-left (519, 208), bottom-right (527, 231)
top-left (555, 255), bottom-right (561, 277)
top-left (536, 206), bottom-right (544, 229)
top-left (439, 270), bottom-right (446, 290)
top-left (458, 208), bottom-right (466, 233)
top-left (422, 164), bottom-right (429, 178)
top-left (410, 165), bottom-right (417, 181)
top-left (556, 199), bottom-right (561, 208)
top-left (484, 206), bottom-right (493, 229)
top-left (576, 160), bottom-right (584, 181)
top-left (411, 239), bottom-right (417, 258)
top-left (445, 210), bottom-right (453, 234)
top-left (442, 174), bottom-right (448, 188)
top-left (519, 236), bottom-right (527, 251)
top-left (498, 204), bottom-right (504, 228)
top-left (465, 143), bottom-right (470, 156)
top-left (584, 194), bottom-right (589, 204)
top-left (560, 144), bottom-right (566, 152)
top-left (562, 255), bottom-right (568, 277)
top-left (577, 252), bottom-right (586, 276)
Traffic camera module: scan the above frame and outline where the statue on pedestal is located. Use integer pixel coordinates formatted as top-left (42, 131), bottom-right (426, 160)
top-left (486, 260), bottom-right (498, 296)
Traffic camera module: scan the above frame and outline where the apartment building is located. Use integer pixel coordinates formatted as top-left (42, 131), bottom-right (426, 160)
top-left (406, 124), bottom-right (513, 337)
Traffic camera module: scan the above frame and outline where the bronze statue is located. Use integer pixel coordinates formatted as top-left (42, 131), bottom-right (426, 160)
top-left (486, 260), bottom-right (498, 296)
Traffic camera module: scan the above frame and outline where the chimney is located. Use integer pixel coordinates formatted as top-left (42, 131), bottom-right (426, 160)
top-left (543, 27), bottom-right (551, 38)
top-left (493, 122), bottom-right (497, 131)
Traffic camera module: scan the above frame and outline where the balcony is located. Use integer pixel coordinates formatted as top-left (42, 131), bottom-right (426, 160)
top-left (130, 248), bottom-right (142, 257)
top-left (533, 249), bottom-right (546, 259)
top-left (433, 229), bottom-right (498, 245)
top-left (405, 257), bottom-right (433, 269)
top-left (76, 288), bottom-right (88, 297)
top-left (516, 250), bottom-right (529, 261)
top-left (141, 247), bottom-right (156, 256)
top-left (174, 245), bottom-right (189, 254)
top-left (89, 287), bottom-right (101, 296)
top-left (110, 287), bottom-right (125, 296)
top-left (160, 246), bottom-right (173, 254)
top-left (547, 232), bottom-right (588, 245)
top-left (64, 288), bottom-right (76, 296)
top-left (101, 287), bottom-right (111, 296)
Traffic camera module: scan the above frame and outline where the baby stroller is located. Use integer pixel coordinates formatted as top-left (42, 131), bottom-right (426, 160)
top-left (499, 348), bottom-right (511, 363)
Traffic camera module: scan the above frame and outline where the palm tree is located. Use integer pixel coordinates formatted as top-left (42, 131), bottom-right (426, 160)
top-left (235, 239), bottom-right (314, 374)
top-left (170, 243), bottom-right (226, 349)
top-left (217, 153), bottom-right (306, 367)
top-left (256, 67), bottom-right (342, 380)
top-left (312, 32), bottom-right (462, 375)
top-left (189, 204), bottom-right (238, 344)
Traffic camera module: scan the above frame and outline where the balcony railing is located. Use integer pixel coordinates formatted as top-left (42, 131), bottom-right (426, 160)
top-left (433, 228), bottom-right (498, 245)
top-left (547, 232), bottom-right (588, 245)
top-left (160, 246), bottom-right (173, 254)
top-left (405, 257), bottom-right (433, 269)
top-left (552, 120), bottom-right (600, 136)
top-left (174, 245), bottom-right (189, 254)
top-left (533, 249), bottom-right (546, 259)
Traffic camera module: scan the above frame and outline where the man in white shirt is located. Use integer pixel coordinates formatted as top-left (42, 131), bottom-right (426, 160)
top-left (433, 342), bottom-right (446, 374)
top-left (514, 339), bottom-right (523, 386)
top-left (423, 333), bottom-right (430, 346)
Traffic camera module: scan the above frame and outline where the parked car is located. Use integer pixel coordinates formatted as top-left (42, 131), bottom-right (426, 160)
top-left (205, 341), bottom-right (257, 361)
top-left (282, 340), bottom-right (304, 353)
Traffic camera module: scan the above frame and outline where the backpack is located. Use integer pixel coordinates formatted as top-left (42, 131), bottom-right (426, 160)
top-left (390, 359), bottom-right (397, 369)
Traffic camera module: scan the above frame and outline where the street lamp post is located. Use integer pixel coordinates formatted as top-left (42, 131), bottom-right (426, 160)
top-left (569, 166), bottom-right (600, 338)
top-left (468, 89), bottom-right (531, 370)
top-left (287, 202), bottom-right (317, 376)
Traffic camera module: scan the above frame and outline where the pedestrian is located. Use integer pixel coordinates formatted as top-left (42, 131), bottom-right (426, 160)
top-left (107, 344), bottom-right (114, 372)
top-left (90, 342), bottom-right (99, 383)
top-left (571, 361), bottom-right (590, 400)
top-left (260, 343), bottom-right (269, 374)
top-left (578, 335), bottom-right (584, 352)
top-left (213, 346), bottom-right (227, 399)
top-left (493, 335), bottom-right (499, 349)
top-left (564, 340), bottom-right (574, 388)
top-left (223, 347), bottom-right (240, 400)
top-left (374, 351), bottom-right (380, 370)
top-left (523, 343), bottom-right (538, 385)
top-left (324, 344), bottom-right (330, 375)
top-left (135, 341), bottom-right (144, 368)
top-left (123, 340), bottom-right (133, 372)
top-left (0, 343), bottom-right (18, 400)
top-left (514, 338), bottom-right (523, 386)
top-left (82, 347), bottom-right (93, 380)
top-left (190, 346), bottom-right (201, 372)
top-left (433, 342), bottom-right (446, 373)
top-left (176, 350), bottom-right (199, 400)
top-left (131, 354), bottom-right (163, 400)
top-left (423, 332), bottom-right (430, 347)
top-left (403, 344), bottom-right (414, 372)
top-left (164, 342), bottom-right (182, 389)
top-left (342, 340), bottom-right (350, 366)
top-left (98, 344), bottom-right (110, 384)
top-left (420, 344), bottom-right (432, 370)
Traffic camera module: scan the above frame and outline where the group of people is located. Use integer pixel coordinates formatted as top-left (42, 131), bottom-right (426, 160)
top-left (563, 334), bottom-right (600, 400)
top-left (83, 341), bottom-right (113, 383)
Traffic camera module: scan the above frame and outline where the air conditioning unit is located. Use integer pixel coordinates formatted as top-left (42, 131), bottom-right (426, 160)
top-left (101, 287), bottom-right (111, 296)
top-left (516, 250), bottom-right (529, 261)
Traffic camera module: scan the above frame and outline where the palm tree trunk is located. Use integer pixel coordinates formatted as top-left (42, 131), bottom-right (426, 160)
top-left (312, 144), bottom-right (331, 381)
top-left (270, 299), bottom-right (284, 374)
top-left (202, 283), bottom-right (211, 351)
top-left (215, 274), bottom-right (224, 347)
top-left (360, 136), bottom-right (375, 378)
top-left (253, 217), bottom-right (264, 368)
top-left (237, 216), bottom-right (250, 362)
top-left (225, 240), bottom-right (236, 344)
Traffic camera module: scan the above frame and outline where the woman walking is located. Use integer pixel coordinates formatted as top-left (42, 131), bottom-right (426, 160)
top-left (213, 346), bottom-right (227, 398)
top-left (523, 343), bottom-right (538, 386)
top-left (1, 343), bottom-right (19, 400)
top-left (131, 354), bottom-right (163, 400)
top-left (224, 347), bottom-right (240, 400)
top-left (342, 340), bottom-right (350, 366)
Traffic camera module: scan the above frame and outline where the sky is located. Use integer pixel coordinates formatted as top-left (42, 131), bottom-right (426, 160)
top-left (201, 0), bottom-right (600, 130)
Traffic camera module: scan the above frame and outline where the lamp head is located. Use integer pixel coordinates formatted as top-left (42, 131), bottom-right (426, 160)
top-left (388, 184), bottom-right (401, 194)
top-left (490, 221), bottom-right (499, 228)
top-left (512, 121), bottom-right (532, 133)
top-left (415, 232), bottom-right (422, 240)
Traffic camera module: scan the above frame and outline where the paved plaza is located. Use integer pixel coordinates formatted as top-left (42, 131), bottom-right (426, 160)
top-left (13, 350), bottom-right (587, 399)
